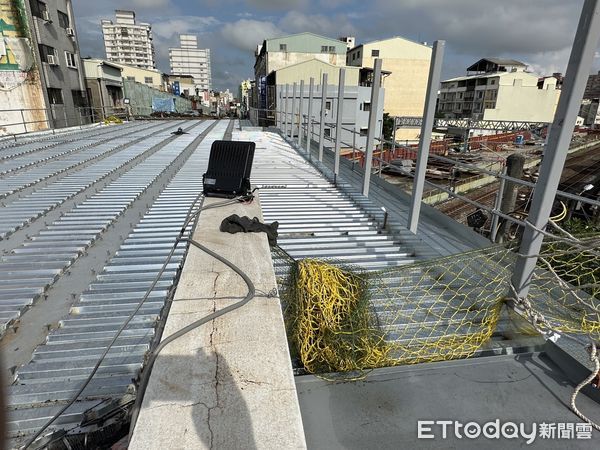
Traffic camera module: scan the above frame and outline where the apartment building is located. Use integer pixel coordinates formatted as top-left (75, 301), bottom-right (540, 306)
top-left (584, 70), bottom-right (600, 99)
top-left (169, 34), bottom-right (211, 91)
top-left (347, 36), bottom-right (432, 141)
top-left (339, 36), bottom-right (355, 50)
top-left (110, 62), bottom-right (164, 91)
top-left (0, 0), bottom-right (87, 133)
top-left (437, 58), bottom-right (560, 123)
top-left (82, 58), bottom-right (123, 115)
top-left (271, 59), bottom-right (385, 152)
top-left (253, 32), bottom-right (347, 124)
top-left (101, 10), bottom-right (155, 70)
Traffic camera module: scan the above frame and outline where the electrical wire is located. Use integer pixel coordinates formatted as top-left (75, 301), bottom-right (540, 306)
top-left (127, 235), bottom-right (256, 442)
top-left (22, 194), bottom-right (251, 449)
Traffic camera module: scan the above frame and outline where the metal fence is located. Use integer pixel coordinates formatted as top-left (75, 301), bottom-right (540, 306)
top-left (250, 0), bottom-right (600, 306)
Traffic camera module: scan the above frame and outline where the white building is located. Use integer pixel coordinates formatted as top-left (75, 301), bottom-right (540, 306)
top-left (339, 36), bottom-right (355, 50)
top-left (275, 59), bottom-right (385, 152)
top-left (169, 34), bottom-right (212, 91)
top-left (437, 58), bottom-right (560, 123)
top-left (101, 10), bottom-right (155, 70)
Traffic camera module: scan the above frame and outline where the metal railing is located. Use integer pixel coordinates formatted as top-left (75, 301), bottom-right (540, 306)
top-left (0, 104), bottom-right (184, 142)
top-left (249, 44), bottom-right (600, 250)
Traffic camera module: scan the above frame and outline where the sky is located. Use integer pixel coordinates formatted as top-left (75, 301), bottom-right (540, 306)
top-left (72, 0), bottom-right (600, 94)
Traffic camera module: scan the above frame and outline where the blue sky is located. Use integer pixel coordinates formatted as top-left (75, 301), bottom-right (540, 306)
top-left (73, 0), bottom-right (600, 94)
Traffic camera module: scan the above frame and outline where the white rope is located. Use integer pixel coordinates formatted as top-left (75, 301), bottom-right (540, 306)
top-left (508, 282), bottom-right (600, 431)
top-left (570, 342), bottom-right (600, 432)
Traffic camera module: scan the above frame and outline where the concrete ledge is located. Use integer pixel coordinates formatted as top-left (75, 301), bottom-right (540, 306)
top-left (129, 196), bottom-right (306, 449)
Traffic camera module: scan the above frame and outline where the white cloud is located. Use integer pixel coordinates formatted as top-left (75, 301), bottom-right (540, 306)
top-left (245, 0), bottom-right (308, 10)
top-left (151, 16), bottom-right (220, 39)
top-left (279, 11), bottom-right (356, 36)
top-left (221, 19), bottom-right (284, 52)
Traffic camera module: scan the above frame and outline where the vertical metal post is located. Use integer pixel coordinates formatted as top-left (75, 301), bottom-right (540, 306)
top-left (318, 73), bottom-right (328, 161)
top-left (283, 84), bottom-right (289, 138)
top-left (362, 58), bottom-right (383, 197)
top-left (392, 116), bottom-right (398, 158)
top-left (490, 168), bottom-right (507, 243)
top-left (352, 126), bottom-right (356, 171)
top-left (20, 109), bottom-right (26, 133)
top-left (306, 77), bottom-right (314, 155)
top-left (407, 40), bottom-right (446, 233)
top-left (291, 82), bottom-right (297, 139)
top-left (512, 0), bottom-right (600, 298)
top-left (334, 68), bottom-right (346, 181)
top-left (298, 80), bottom-right (305, 147)
top-left (278, 87), bottom-right (283, 130)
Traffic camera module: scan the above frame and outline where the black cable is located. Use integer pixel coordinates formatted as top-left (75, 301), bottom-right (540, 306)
top-left (23, 194), bottom-right (247, 449)
top-left (127, 236), bottom-right (256, 442)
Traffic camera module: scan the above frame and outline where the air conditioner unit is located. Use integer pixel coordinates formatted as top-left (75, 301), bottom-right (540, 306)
top-left (46, 54), bottom-right (58, 65)
top-left (66, 27), bottom-right (75, 37)
top-left (41, 10), bottom-right (51, 22)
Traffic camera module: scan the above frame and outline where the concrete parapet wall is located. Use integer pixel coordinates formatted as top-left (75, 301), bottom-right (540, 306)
top-left (129, 196), bottom-right (306, 449)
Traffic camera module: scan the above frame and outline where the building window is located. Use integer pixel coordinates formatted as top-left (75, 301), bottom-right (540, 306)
top-left (38, 44), bottom-right (56, 63)
top-left (126, 76), bottom-right (135, 81)
top-left (30, 0), bottom-right (48, 19)
top-left (65, 51), bottom-right (77, 68)
top-left (71, 90), bottom-right (87, 107)
top-left (47, 88), bottom-right (63, 104)
top-left (279, 44), bottom-right (287, 51)
top-left (359, 128), bottom-right (368, 136)
top-left (324, 128), bottom-right (331, 137)
top-left (57, 10), bottom-right (69, 28)
top-left (371, 49), bottom-right (379, 57)
top-left (121, 27), bottom-right (128, 37)
top-left (357, 50), bottom-right (361, 58)
top-left (477, 91), bottom-right (483, 99)
top-left (363, 102), bottom-right (371, 112)
top-left (328, 46), bottom-right (335, 53)
top-left (144, 77), bottom-right (153, 84)
top-left (321, 45), bottom-right (328, 53)
top-left (490, 79), bottom-right (496, 85)
top-left (325, 100), bottom-right (332, 110)
top-left (352, 53), bottom-right (356, 61)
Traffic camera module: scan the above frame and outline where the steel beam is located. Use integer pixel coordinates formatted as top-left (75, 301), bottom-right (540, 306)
top-left (297, 80), bottom-right (305, 148)
top-left (283, 84), bottom-right (289, 138)
top-left (408, 41), bottom-right (446, 233)
top-left (291, 82), bottom-right (297, 139)
top-left (512, 0), bottom-right (600, 298)
top-left (334, 68), bottom-right (346, 181)
top-left (318, 73), bottom-right (328, 161)
top-left (306, 77), bottom-right (314, 154)
top-left (362, 59), bottom-right (383, 197)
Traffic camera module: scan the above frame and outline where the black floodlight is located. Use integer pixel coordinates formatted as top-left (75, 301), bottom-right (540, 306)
top-left (466, 209), bottom-right (488, 229)
top-left (203, 140), bottom-right (255, 198)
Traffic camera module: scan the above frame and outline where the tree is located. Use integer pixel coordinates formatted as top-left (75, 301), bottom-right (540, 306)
top-left (382, 113), bottom-right (394, 142)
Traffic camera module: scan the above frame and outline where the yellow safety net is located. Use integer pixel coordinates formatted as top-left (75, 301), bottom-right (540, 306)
top-left (277, 235), bottom-right (600, 378)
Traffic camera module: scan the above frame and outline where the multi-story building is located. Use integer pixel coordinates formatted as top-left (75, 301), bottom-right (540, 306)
top-left (101, 10), bottom-right (155, 70)
top-left (169, 34), bottom-right (211, 91)
top-left (253, 32), bottom-right (347, 124)
top-left (346, 36), bottom-right (432, 141)
top-left (271, 59), bottom-right (385, 152)
top-left (339, 36), bottom-right (355, 50)
top-left (239, 79), bottom-right (252, 116)
top-left (584, 70), bottom-right (600, 99)
top-left (110, 62), bottom-right (164, 91)
top-left (1, 0), bottom-right (87, 134)
top-left (437, 58), bottom-right (560, 123)
top-left (82, 58), bottom-right (123, 116)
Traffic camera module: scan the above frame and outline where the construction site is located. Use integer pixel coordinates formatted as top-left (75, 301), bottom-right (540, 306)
top-left (0, 0), bottom-right (600, 448)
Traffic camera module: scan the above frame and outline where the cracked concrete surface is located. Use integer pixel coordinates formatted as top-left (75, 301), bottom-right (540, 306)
top-left (129, 196), bottom-right (306, 450)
